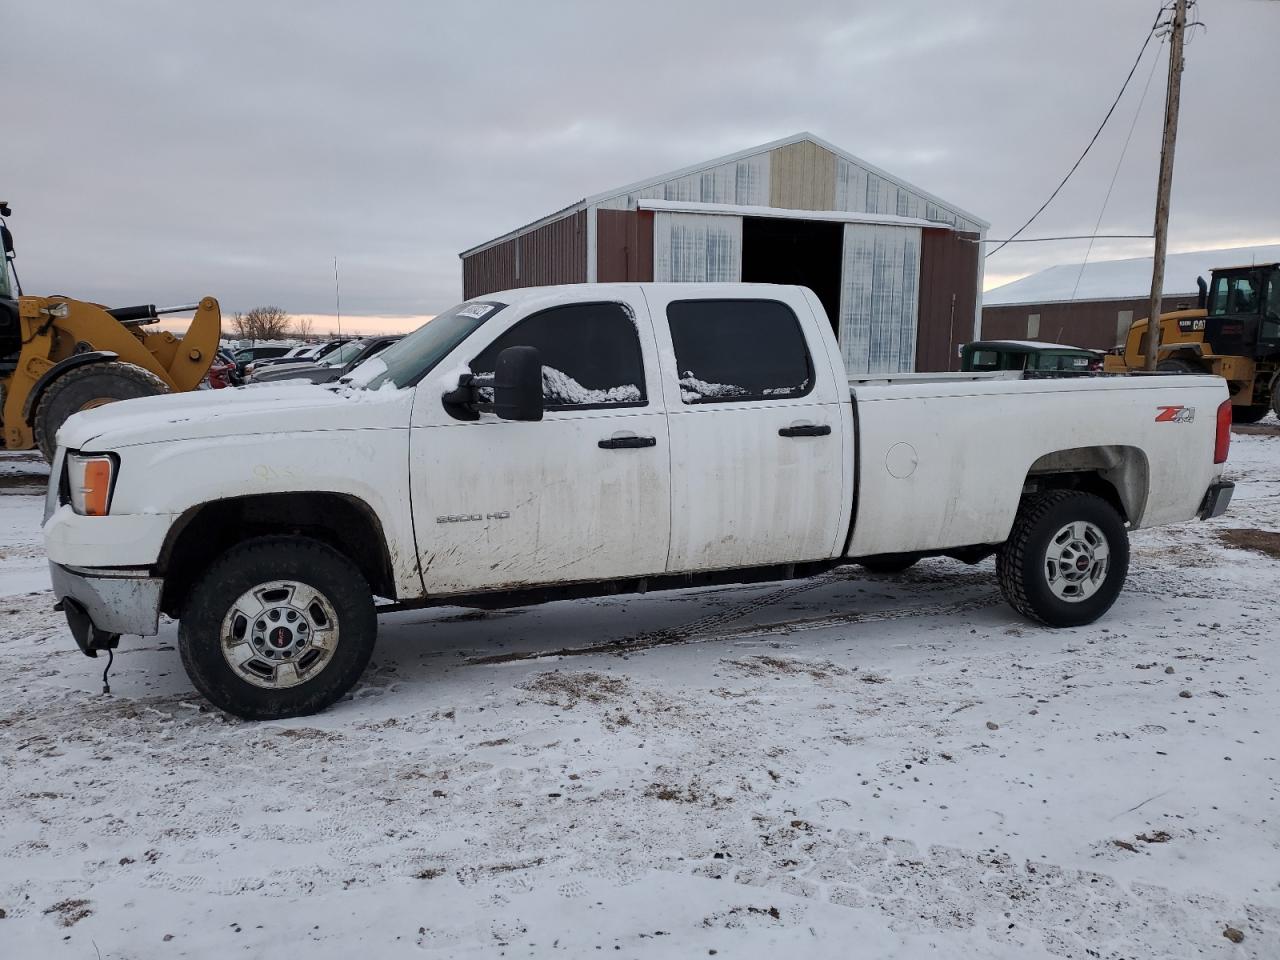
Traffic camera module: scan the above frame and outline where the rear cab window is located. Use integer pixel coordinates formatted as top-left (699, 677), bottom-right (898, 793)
top-left (470, 302), bottom-right (647, 411)
top-left (666, 299), bottom-right (813, 404)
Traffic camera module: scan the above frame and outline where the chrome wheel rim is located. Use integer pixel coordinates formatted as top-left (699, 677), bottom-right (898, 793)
top-left (219, 580), bottom-right (339, 689)
top-left (1044, 521), bottom-right (1110, 602)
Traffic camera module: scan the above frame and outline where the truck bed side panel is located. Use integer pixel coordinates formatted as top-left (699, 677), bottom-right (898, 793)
top-left (847, 376), bottom-right (1226, 557)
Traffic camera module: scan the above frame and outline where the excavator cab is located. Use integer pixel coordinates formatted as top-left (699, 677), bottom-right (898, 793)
top-left (1202, 266), bottom-right (1280, 359)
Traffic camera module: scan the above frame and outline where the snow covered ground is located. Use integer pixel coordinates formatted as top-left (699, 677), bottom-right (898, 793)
top-left (2, 430), bottom-right (1278, 958)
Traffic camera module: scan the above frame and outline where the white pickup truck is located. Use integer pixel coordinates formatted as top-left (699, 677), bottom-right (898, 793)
top-left (43, 283), bottom-right (1235, 719)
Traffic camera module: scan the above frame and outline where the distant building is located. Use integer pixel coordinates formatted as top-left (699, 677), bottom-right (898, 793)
top-left (982, 244), bottom-right (1280, 350)
top-left (459, 133), bottom-right (988, 374)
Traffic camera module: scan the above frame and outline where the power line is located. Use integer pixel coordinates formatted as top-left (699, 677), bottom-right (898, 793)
top-left (986, 4), bottom-right (1167, 260)
top-left (969, 234), bottom-right (1152, 244)
top-left (1068, 35), bottom-right (1167, 301)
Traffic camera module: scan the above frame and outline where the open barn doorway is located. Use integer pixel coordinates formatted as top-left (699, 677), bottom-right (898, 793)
top-left (741, 217), bottom-right (844, 337)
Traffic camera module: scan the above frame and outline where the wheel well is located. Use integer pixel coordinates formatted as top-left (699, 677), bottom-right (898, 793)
top-left (1024, 445), bottom-right (1149, 525)
top-left (157, 493), bottom-right (395, 617)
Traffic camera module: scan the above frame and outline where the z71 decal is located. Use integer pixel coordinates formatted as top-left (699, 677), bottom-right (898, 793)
top-left (1155, 405), bottom-right (1196, 423)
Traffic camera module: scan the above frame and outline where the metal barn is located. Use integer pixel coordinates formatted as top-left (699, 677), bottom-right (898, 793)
top-left (981, 244), bottom-right (1280, 351)
top-left (458, 133), bottom-right (988, 374)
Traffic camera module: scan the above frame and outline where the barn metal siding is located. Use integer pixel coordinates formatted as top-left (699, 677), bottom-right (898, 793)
top-left (596, 209), bottom-right (654, 282)
top-left (916, 229), bottom-right (980, 371)
top-left (838, 224), bottom-right (921, 374)
top-left (653, 212), bottom-right (742, 283)
top-left (595, 154), bottom-right (771, 211)
top-left (768, 140), bottom-right (837, 210)
top-left (980, 294), bottom-right (1199, 352)
top-left (461, 211), bottom-right (586, 298)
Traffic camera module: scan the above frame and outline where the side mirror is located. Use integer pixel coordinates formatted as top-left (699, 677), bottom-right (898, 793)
top-left (1, 224), bottom-right (13, 257)
top-left (493, 345), bottom-right (543, 421)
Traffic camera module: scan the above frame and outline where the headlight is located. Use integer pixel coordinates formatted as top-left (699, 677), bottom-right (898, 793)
top-left (67, 452), bottom-right (117, 516)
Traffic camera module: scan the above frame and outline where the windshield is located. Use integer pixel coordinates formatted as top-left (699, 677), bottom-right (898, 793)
top-left (0, 256), bottom-right (11, 300)
top-left (360, 301), bottom-right (505, 390)
top-left (319, 340), bottom-right (367, 366)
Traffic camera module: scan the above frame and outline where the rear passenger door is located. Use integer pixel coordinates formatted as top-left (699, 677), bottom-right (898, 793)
top-left (645, 288), bottom-right (847, 572)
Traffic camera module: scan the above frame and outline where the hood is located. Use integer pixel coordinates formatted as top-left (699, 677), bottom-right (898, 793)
top-left (58, 382), bottom-right (410, 451)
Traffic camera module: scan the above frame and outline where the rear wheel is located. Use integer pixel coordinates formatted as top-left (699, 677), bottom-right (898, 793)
top-left (1232, 404), bottom-right (1269, 424)
top-left (33, 362), bottom-right (169, 460)
top-left (179, 536), bottom-right (377, 720)
top-left (996, 491), bottom-right (1129, 627)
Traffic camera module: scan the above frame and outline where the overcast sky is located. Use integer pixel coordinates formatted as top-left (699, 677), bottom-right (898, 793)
top-left (7, 0), bottom-right (1279, 332)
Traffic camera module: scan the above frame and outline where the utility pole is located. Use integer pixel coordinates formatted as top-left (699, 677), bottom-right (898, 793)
top-left (334, 256), bottom-right (342, 339)
top-left (1146, 0), bottom-right (1188, 371)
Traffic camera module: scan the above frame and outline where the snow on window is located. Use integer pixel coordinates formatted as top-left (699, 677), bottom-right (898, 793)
top-left (542, 366), bottom-right (641, 406)
top-left (678, 372), bottom-right (748, 404)
top-left (472, 366), bottom-right (641, 407)
top-left (763, 378), bottom-right (810, 396)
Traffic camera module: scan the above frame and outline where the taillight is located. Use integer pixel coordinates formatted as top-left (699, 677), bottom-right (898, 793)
top-left (1214, 399), bottom-right (1232, 464)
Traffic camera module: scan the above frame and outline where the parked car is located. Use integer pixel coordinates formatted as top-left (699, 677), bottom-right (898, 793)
top-left (246, 340), bottom-right (356, 378)
top-left (231, 344), bottom-right (293, 379)
top-left (248, 335), bottom-right (403, 385)
top-left (45, 283), bottom-right (1233, 719)
top-left (205, 349), bottom-right (238, 389)
top-left (960, 340), bottom-right (1104, 375)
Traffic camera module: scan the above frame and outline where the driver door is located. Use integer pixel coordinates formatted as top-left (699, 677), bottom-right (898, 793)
top-left (408, 290), bottom-right (671, 595)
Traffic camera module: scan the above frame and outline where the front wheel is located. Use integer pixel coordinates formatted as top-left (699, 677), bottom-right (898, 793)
top-left (179, 536), bottom-right (377, 720)
top-left (996, 491), bottom-right (1129, 627)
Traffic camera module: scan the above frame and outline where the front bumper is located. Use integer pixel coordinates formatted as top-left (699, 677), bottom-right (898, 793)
top-left (50, 562), bottom-right (163, 657)
top-left (1198, 480), bottom-right (1235, 521)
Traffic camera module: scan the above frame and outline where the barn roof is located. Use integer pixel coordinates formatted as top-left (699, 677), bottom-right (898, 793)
top-left (983, 244), bottom-right (1280, 306)
top-left (460, 132), bottom-right (988, 258)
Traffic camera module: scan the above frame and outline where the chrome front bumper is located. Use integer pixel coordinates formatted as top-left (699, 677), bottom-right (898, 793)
top-left (49, 562), bottom-right (163, 657)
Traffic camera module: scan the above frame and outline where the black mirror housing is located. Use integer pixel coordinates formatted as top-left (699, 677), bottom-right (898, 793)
top-left (493, 345), bottom-right (543, 421)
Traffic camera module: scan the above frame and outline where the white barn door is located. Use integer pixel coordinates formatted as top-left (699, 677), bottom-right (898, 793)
top-left (653, 212), bottom-right (742, 283)
top-left (838, 224), bottom-right (921, 374)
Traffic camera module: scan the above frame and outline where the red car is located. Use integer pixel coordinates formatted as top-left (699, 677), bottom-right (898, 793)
top-left (205, 351), bottom-right (239, 389)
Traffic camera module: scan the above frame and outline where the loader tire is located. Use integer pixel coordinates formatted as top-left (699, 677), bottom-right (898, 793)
top-left (1232, 404), bottom-right (1269, 424)
top-left (179, 536), bottom-right (377, 721)
top-left (33, 361), bottom-right (169, 460)
top-left (996, 491), bottom-right (1129, 628)
top-left (1156, 358), bottom-right (1200, 374)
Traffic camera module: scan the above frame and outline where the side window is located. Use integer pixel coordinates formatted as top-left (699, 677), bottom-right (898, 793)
top-left (1209, 276), bottom-right (1230, 315)
top-left (470, 302), bottom-right (646, 410)
top-left (1116, 310), bottom-right (1133, 346)
top-left (666, 299), bottom-right (814, 404)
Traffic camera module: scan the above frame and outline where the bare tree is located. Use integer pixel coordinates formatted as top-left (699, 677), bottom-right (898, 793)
top-left (231, 306), bottom-right (291, 340)
top-left (291, 315), bottom-right (314, 340)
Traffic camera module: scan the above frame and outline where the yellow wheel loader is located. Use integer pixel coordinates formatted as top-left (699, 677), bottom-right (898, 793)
top-left (1104, 261), bottom-right (1280, 424)
top-left (0, 202), bottom-right (221, 460)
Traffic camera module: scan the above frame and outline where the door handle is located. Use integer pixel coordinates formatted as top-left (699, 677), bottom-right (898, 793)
top-left (778, 424), bottom-right (832, 438)
top-left (598, 435), bottom-right (657, 449)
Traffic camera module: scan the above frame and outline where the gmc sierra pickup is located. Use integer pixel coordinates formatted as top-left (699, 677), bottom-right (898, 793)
top-left (43, 283), bottom-right (1235, 719)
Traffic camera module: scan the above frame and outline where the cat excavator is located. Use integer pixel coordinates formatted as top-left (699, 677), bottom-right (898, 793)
top-left (0, 201), bottom-right (221, 460)
top-left (1104, 261), bottom-right (1280, 423)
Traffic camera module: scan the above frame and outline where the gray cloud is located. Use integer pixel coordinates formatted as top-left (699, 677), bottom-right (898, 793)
top-left (7, 0), bottom-right (1278, 317)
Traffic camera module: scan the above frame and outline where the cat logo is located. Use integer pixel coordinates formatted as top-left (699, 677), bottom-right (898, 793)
top-left (1155, 405), bottom-right (1195, 423)
top-left (1177, 318), bottom-right (1206, 333)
